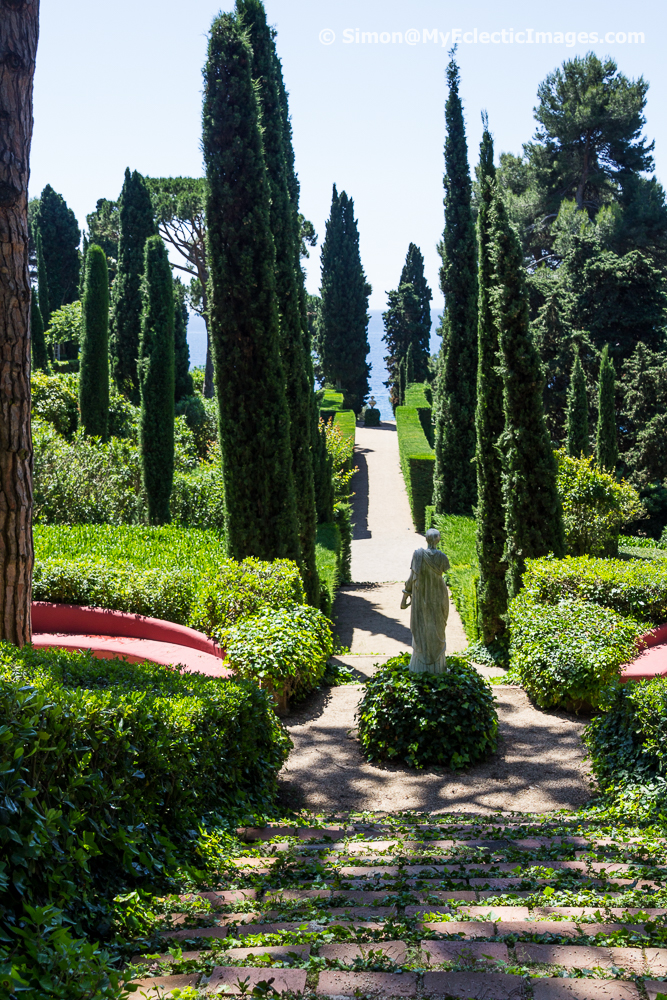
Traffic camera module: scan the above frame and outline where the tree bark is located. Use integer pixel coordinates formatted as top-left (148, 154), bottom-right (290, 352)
top-left (0, 0), bottom-right (39, 645)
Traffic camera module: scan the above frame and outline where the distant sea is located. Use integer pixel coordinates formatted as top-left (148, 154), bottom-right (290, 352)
top-left (186, 308), bottom-right (443, 423)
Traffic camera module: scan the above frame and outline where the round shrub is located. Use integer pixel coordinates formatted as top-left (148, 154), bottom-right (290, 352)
top-left (364, 406), bottom-right (381, 427)
top-left (356, 653), bottom-right (498, 770)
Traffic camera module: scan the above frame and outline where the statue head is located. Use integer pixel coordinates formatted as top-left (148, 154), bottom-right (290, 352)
top-left (425, 528), bottom-right (440, 550)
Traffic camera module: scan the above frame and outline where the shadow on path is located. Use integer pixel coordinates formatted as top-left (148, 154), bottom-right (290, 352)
top-left (334, 585), bottom-right (412, 652)
top-left (352, 451), bottom-right (370, 540)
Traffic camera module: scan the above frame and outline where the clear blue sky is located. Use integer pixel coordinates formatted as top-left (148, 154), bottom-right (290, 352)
top-left (31, 0), bottom-right (665, 309)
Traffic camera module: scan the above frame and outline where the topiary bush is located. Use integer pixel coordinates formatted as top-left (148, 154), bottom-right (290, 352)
top-left (508, 591), bottom-right (644, 711)
top-left (356, 653), bottom-right (498, 769)
top-left (222, 604), bottom-right (334, 707)
top-left (364, 406), bottom-right (380, 427)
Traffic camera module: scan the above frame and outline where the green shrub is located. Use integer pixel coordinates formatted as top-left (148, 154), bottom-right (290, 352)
top-left (404, 382), bottom-right (433, 444)
top-left (396, 406), bottom-right (435, 532)
top-left (620, 534), bottom-right (667, 550)
top-left (320, 389), bottom-right (345, 412)
top-left (426, 511), bottom-right (479, 643)
top-left (334, 409), bottom-right (356, 450)
top-left (508, 591), bottom-right (643, 711)
top-left (0, 644), bottom-right (290, 997)
top-left (356, 653), bottom-right (497, 769)
top-left (557, 450), bottom-right (645, 557)
top-left (222, 604), bottom-right (334, 704)
top-left (316, 521), bottom-right (341, 616)
top-left (171, 466), bottom-right (226, 532)
top-left (364, 406), bottom-right (380, 427)
top-left (523, 554), bottom-right (667, 625)
top-left (45, 300), bottom-right (82, 349)
top-left (31, 371), bottom-right (80, 437)
top-left (175, 392), bottom-right (218, 461)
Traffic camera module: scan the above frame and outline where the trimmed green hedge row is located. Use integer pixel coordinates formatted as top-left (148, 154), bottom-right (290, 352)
top-left (404, 382), bottom-right (433, 445)
top-left (426, 509), bottom-right (479, 643)
top-left (333, 409), bottom-right (356, 452)
top-left (316, 521), bottom-right (342, 616)
top-left (397, 406), bottom-right (435, 532)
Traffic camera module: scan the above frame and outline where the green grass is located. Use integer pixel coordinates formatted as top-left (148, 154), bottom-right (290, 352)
top-left (396, 406), bottom-right (435, 532)
top-left (34, 523), bottom-right (226, 574)
top-left (333, 409), bottom-right (356, 448)
top-left (316, 522), bottom-right (341, 616)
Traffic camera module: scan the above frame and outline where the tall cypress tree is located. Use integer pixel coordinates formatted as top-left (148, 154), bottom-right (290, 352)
top-left (596, 344), bottom-right (618, 471)
top-left (382, 243), bottom-right (432, 406)
top-left (174, 280), bottom-right (194, 402)
top-left (79, 245), bottom-right (110, 439)
top-left (34, 184), bottom-right (80, 310)
top-left (139, 236), bottom-right (174, 525)
top-left (202, 11), bottom-right (300, 562)
top-left (237, 0), bottom-right (318, 604)
top-left (491, 190), bottom-right (565, 598)
top-left (319, 185), bottom-right (371, 411)
top-left (565, 347), bottom-right (589, 456)
top-left (433, 51), bottom-right (478, 515)
top-left (474, 119), bottom-right (507, 644)
top-left (110, 168), bottom-right (157, 401)
top-left (30, 289), bottom-right (49, 372)
top-left (35, 227), bottom-right (50, 330)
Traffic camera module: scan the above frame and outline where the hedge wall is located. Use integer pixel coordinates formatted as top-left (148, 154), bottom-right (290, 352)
top-left (334, 409), bottom-right (356, 451)
top-left (316, 521), bottom-right (342, 617)
top-left (397, 406), bottom-right (435, 532)
top-left (404, 382), bottom-right (433, 445)
top-left (426, 509), bottom-right (479, 643)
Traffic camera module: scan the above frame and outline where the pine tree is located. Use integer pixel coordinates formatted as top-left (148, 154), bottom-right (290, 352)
top-left (596, 344), bottom-right (618, 471)
top-left (237, 0), bottom-right (319, 604)
top-left (30, 289), bottom-right (49, 372)
top-left (566, 347), bottom-right (589, 456)
top-left (78, 246), bottom-right (110, 439)
top-left (34, 184), bottom-right (80, 311)
top-left (138, 236), bottom-right (175, 525)
top-left (174, 280), bottom-right (194, 401)
top-left (203, 11), bottom-right (301, 562)
top-left (319, 185), bottom-right (371, 411)
top-left (35, 227), bottom-right (50, 329)
top-left (382, 244), bottom-right (432, 405)
top-left (433, 51), bottom-right (478, 514)
top-left (491, 190), bottom-right (565, 598)
top-left (474, 119), bottom-right (507, 644)
top-left (110, 168), bottom-right (157, 401)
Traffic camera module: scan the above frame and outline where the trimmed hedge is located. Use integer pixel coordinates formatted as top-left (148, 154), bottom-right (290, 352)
top-left (523, 554), bottom-right (667, 625)
top-left (0, 644), bottom-right (290, 996)
top-left (426, 510), bottom-right (479, 643)
top-left (396, 406), bottom-right (435, 532)
top-left (316, 521), bottom-right (341, 616)
top-left (404, 381), bottom-right (433, 445)
top-left (508, 591), bottom-right (643, 711)
top-left (364, 406), bottom-right (380, 427)
top-left (357, 653), bottom-right (497, 769)
top-left (334, 409), bottom-right (356, 452)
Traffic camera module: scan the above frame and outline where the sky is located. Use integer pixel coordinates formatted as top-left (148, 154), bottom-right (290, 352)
top-left (31, 0), bottom-right (666, 310)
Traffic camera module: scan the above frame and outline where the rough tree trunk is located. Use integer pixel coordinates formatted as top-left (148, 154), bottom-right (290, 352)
top-left (0, 0), bottom-right (39, 645)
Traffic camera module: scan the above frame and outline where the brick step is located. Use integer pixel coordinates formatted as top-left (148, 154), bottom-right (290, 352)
top-left (424, 919), bottom-right (647, 937)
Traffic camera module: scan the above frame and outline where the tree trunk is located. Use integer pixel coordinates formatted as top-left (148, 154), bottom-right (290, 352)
top-left (0, 0), bottom-right (39, 645)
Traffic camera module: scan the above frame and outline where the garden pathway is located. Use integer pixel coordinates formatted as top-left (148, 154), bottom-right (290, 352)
top-left (279, 421), bottom-right (591, 815)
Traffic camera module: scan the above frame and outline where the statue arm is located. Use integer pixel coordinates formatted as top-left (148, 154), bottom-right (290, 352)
top-left (401, 568), bottom-right (415, 609)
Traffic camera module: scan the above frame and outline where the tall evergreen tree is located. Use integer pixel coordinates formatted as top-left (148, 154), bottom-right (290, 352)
top-left (596, 345), bottom-right (618, 471)
top-left (202, 11), bottom-right (301, 562)
top-left (35, 227), bottom-right (50, 330)
top-left (139, 236), bottom-right (175, 525)
top-left (110, 168), bottom-right (157, 401)
top-left (79, 245), bottom-right (110, 440)
top-left (566, 347), bottom-right (589, 456)
top-left (474, 119), bottom-right (507, 644)
top-left (433, 50), bottom-right (478, 514)
top-left (34, 184), bottom-right (80, 311)
top-left (173, 280), bottom-right (194, 402)
top-left (319, 185), bottom-right (371, 410)
top-left (237, 0), bottom-right (318, 604)
top-left (382, 244), bottom-right (432, 406)
top-left (491, 190), bottom-right (565, 598)
top-left (30, 289), bottom-right (49, 372)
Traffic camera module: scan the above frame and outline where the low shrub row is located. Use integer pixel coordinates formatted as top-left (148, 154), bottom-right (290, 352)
top-left (316, 521), bottom-right (342, 616)
top-left (396, 406), bottom-right (435, 532)
top-left (426, 510), bottom-right (479, 643)
top-left (404, 381), bottom-right (433, 445)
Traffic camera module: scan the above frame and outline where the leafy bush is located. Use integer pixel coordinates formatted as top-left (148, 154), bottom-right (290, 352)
top-left (396, 406), bottom-right (434, 532)
top-left (523, 554), bottom-right (667, 625)
top-left (323, 418), bottom-right (355, 583)
top-left (175, 393), bottom-right (218, 461)
top-left (364, 406), bottom-right (380, 427)
top-left (223, 604), bottom-right (334, 704)
top-left (557, 450), bottom-right (645, 557)
top-left (32, 370), bottom-right (140, 440)
top-left (171, 466), bottom-right (226, 532)
top-left (508, 591), bottom-right (643, 710)
top-left (316, 521), bottom-right (341, 616)
top-left (45, 300), bottom-right (82, 347)
top-left (356, 653), bottom-right (497, 769)
top-left (404, 382), bottom-right (433, 444)
top-left (0, 644), bottom-right (290, 997)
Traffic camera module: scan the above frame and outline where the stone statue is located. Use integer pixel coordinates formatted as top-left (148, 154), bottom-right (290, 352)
top-left (400, 528), bottom-right (451, 673)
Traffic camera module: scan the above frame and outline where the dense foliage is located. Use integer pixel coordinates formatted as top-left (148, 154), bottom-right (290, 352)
top-left (79, 244), bottom-right (110, 439)
top-left (34, 184), bottom-right (81, 311)
top-left (30, 288), bottom-right (48, 372)
top-left (357, 654), bottom-right (497, 769)
top-left (557, 451), bottom-right (644, 556)
top-left (565, 346), bottom-right (589, 457)
top-left (396, 405), bottom-right (435, 533)
top-left (382, 243), bottom-right (432, 408)
top-left (427, 510), bottom-right (479, 644)
top-left (596, 345), bottom-right (618, 472)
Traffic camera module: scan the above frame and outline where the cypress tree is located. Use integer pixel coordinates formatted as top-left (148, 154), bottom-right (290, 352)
top-left (79, 245), bottom-right (110, 439)
top-left (565, 347), bottom-right (589, 456)
top-left (202, 11), bottom-right (301, 562)
top-left (138, 236), bottom-right (175, 525)
top-left (596, 345), bottom-right (618, 471)
top-left (319, 185), bottom-right (372, 411)
top-left (35, 227), bottom-right (50, 329)
top-left (237, 0), bottom-right (319, 604)
top-left (110, 168), bottom-right (157, 401)
top-left (30, 289), bottom-right (49, 372)
top-left (491, 190), bottom-right (565, 599)
top-left (474, 119), bottom-right (507, 644)
top-left (382, 244), bottom-right (432, 405)
top-left (34, 184), bottom-right (80, 310)
top-left (174, 280), bottom-right (194, 401)
top-left (433, 50), bottom-right (478, 514)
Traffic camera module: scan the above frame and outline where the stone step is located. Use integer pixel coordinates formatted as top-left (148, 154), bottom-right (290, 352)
top-left (515, 942), bottom-right (646, 973)
top-left (208, 966), bottom-right (307, 994)
top-left (318, 940), bottom-right (407, 963)
top-left (532, 981), bottom-right (639, 999)
top-left (124, 974), bottom-right (201, 996)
